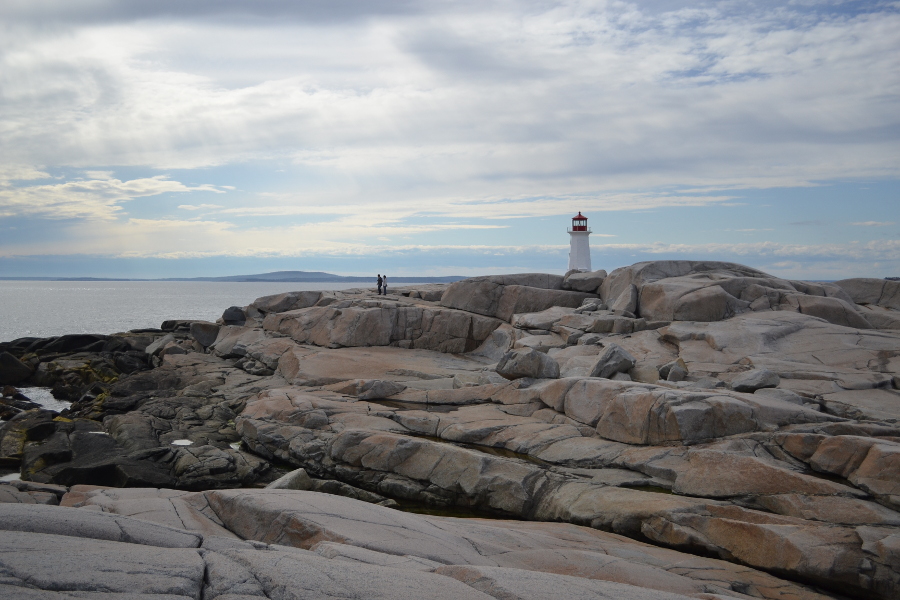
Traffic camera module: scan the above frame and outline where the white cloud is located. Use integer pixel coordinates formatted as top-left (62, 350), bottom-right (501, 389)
top-left (0, 176), bottom-right (225, 220)
top-left (178, 203), bottom-right (223, 211)
top-left (0, 1), bottom-right (897, 190)
top-left (0, 166), bottom-right (51, 182)
top-left (0, 2), bottom-right (898, 280)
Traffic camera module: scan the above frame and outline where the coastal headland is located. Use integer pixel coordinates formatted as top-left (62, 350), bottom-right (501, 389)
top-left (1, 260), bottom-right (899, 599)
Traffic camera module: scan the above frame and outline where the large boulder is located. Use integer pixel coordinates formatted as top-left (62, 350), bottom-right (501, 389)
top-left (0, 351), bottom-right (33, 384)
top-left (731, 368), bottom-right (780, 392)
top-left (658, 311), bottom-right (900, 420)
top-left (588, 344), bottom-right (636, 378)
top-left (542, 378), bottom-right (838, 445)
top-left (189, 321), bottom-right (220, 347)
top-left (441, 274), bottom-right (597, 322)
top-left (599, 260), bottom-right (872, 328)
top-left (563, 269), bottom-right (608, 293)
top-left (37, 334), bottom-right (110, 354)
top-left (221, 305), bottom-right (247, 325)
top-left (835, 278), bottom-right (900, 310)
top-left (250, 290), bottom-right (324, 314)
top-left (264, 301), bottom-right (503, 353)
top-left (497, 348), bottom-right (560, 380)
top-left (781, 294), bottom-right (872, 329)
top-left (642, 281), bottom-right (751, 322)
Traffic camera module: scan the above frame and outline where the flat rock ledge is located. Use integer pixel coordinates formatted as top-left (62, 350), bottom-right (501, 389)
top-left (1, 263), bottom-right (899, 600)
top-left (0, 485), bottom-right (868, 600)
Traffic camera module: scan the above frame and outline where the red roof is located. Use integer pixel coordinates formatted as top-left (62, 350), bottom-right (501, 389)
top-left (572, 212), bottom-right (587, 220)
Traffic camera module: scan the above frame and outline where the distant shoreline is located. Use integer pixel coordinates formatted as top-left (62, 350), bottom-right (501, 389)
top-left (0, 275), bottom-right (464, 284)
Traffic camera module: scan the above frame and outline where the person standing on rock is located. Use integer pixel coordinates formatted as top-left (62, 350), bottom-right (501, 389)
top-left (382, 275), bottom-right (388, 295)
top-left (376, 274), bottom-right (383, 295)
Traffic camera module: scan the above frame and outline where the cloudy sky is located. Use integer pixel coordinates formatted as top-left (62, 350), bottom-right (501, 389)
top-left (1, 0), bottom-right (898, 279)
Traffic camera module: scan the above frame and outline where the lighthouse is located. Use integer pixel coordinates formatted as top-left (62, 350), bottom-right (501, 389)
top-left (567, 212), bottom-right (592, 272)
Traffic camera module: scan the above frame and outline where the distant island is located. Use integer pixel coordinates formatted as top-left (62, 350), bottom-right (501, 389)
top-left (0, 270), bottom-right (465, 283)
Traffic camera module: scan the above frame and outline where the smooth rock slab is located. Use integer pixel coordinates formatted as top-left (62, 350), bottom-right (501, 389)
top-left (672, 450), bottom-right (862, 498)
top-left (0, 530), bottom-right (204, 597)
top-left (0, 588), bottom-right (194, 599)
top-left (200, 488), bottom-right (493, 564)
top-left (222, 546), bottom-right (494, 600)
top-left (435, 565), bottom-right (694, 600)
top-left (642, 505), bottom-right (899, 600)
top-left (0, 503), bottom-right (202, 548)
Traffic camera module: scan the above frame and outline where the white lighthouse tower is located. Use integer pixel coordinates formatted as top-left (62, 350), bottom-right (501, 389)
top-left (567, 212), bottom-right (592, 272)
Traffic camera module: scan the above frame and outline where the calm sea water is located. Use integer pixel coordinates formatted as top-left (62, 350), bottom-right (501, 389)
top-left (0, 280), bottom-right (388, 342)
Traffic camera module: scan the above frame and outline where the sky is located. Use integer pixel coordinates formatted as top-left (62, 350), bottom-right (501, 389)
top-left (0, 0), bottom-right (898, 280)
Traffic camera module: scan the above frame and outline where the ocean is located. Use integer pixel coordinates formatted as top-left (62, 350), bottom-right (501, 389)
top-left (0, 280), bottom-right (391, 342)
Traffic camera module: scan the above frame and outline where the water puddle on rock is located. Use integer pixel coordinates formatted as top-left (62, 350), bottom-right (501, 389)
top-left (619, 484), bottom-right (675, 495)
top-left (392, 498), bottom-right (523, 520)
top-left (463, 443), bottom-right (552, 466)
top-left (17, 387), bottom-right (71, 413)
top-left (171, 439), bottom-right (194, 446)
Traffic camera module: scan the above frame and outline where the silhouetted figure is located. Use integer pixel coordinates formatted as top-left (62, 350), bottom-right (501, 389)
top-left (377, 274), bottom-right (383, 295)
top-left (382, 275), bottom-right (388, 295)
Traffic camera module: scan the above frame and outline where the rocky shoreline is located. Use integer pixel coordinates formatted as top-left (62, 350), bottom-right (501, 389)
top-left (1, 260), bottom-right (898, 599)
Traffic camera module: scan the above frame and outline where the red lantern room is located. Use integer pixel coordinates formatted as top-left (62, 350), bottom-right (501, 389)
top-left (571, 212), bottom-right (588, 232)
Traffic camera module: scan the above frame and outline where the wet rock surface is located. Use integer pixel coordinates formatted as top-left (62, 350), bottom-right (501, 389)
top-left (1, 266), bottom-right (899, 599)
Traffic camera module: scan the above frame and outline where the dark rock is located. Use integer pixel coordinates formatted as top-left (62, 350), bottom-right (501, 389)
top-left (98, 337), bottom-right (128, 353)
top-left (160, 319), bottom-right (201, 332)
top-left (222, 306), bottom-right (247, 325)
top-left (0, 351), bottom-right (33, 384)
top-left (0, 394), bottom-right (42, 420)
top-left (0, 409), bottom-right (58, 466)
top-left (40, 334), bottom-right (109, 354)
top-left (172, 444), bottom-right (269, 490)
top-left (0, 337), bottom-right (41, 356)
top-left (190, 321), bottom-right (220, 347)
top-left (22, 421), bottom-right (177, 488)
top-left (110, 369), bottom-right (180, 396)
top-left (588, 343), bottom-right (636, 378)
top-left (114, 351), bottom-right (148, 373)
